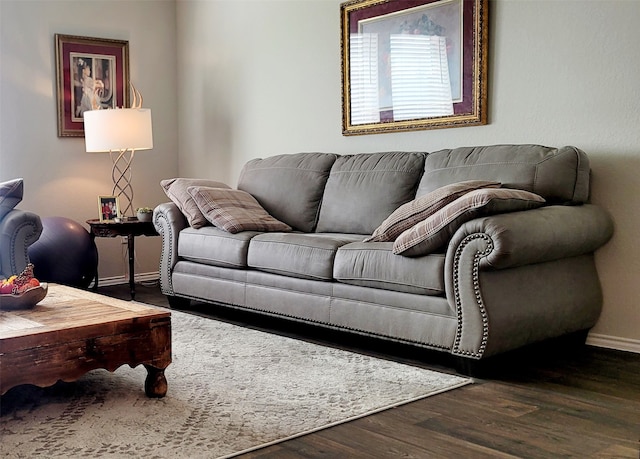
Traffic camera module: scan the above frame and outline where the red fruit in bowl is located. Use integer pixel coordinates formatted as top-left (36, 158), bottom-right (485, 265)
top-left (0, 282), bottom-right (13, 294)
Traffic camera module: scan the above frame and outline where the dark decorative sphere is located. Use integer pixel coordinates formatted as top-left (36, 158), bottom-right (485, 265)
top-left (27, 217), bottom-right (98, 288)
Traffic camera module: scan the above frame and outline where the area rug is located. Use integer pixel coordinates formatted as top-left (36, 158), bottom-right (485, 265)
top-left (1, 304), bottom-right (471, 458)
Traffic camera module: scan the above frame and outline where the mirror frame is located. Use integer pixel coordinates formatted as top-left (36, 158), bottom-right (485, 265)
top-left (340, 0), bottom-right (488, 136)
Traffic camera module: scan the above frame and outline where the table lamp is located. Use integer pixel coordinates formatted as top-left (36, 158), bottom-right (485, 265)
top-left (84, 105), bottom-right (153, 219)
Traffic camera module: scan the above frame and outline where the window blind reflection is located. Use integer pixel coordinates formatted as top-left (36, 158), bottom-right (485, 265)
top-left (349, 34), bottom-right (380, 125)
top-left (390, 34), bottom-right (453, 120)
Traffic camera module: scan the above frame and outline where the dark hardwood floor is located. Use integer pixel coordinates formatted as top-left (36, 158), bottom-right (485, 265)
top-left (100, 282), bottom-right (640, 458)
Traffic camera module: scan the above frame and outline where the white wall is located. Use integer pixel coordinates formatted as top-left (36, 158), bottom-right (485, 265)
top-left (0, 0), bottom-right (178, 281)
top-left (176, 0), bottom-right (640, 351)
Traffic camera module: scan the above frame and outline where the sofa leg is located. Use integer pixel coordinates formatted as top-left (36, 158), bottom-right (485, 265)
top-left (453, 357), bottom-right (491, 378)
top-left (563, 329), bottom-right (590, 349)
top-left (454, 329), bottom-right (592, 378)
top-left (167, 295), bottom-right (191, 309)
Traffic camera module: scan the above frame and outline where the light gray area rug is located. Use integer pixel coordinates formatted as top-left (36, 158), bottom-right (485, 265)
top-left (1, 308), bottom-right (471, 458)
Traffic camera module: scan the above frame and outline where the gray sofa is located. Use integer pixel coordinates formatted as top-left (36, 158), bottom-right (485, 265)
top-left (154, 145), bottom-right (613, 365)
top-left (0, 178), bottom-right (42, 279)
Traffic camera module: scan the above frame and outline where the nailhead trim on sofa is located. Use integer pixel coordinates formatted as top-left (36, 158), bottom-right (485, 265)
top-left (451, 233), bottom-right (492, 358)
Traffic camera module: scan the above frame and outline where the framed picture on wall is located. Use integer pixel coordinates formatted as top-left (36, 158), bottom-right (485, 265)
top-left (340, 0), bottom-right (488, 135)
top-left (98, 195), bottom-right (120, 222)
top-left (55, 34), bottom-right (130, 137)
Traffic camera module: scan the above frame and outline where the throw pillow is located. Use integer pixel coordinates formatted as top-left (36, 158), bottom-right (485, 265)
top-left (364, 180), bottom-right (501, 242)
top-left (188, 186), bottom-right (292, 234)
top-left (393, 188), bottom-right (546, 257)
top-left (0, 178), bottom-right (24, 220)
top-left (161, 178), bottom-right (231, 228)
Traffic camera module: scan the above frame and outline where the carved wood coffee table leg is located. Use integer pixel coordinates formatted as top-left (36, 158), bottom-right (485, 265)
top-left (144, 365), bottom-right (168, 398)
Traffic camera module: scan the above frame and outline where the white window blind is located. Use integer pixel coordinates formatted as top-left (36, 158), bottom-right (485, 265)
top-left (349, 33), bottom-right (380, 125)
top-left (390, 34), bottom-right (453, 121)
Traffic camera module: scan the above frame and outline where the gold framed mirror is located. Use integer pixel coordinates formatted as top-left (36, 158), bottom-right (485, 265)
top-left (340, 0), bottom-right (488, 135)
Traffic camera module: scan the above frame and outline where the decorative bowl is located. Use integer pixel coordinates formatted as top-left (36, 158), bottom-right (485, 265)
top-left (137, 211), bottom-right (152, 222)
top-left (0, 283), bottom-right (48, 311)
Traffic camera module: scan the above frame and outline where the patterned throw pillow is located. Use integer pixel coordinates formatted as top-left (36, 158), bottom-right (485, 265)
top-left (393, 188), bottom-right (546, 257)
top-left (187, 186), bottom-right (292, 234)
top-left (0, 178), bottom-right (24, 220)
top-left (364, 180), bottom-right (501, 242)
top-left (161, 178), bottom-right (231, 228)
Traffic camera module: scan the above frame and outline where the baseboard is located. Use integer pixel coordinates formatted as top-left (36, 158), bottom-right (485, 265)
top-left (98, 271), bottom-right (160, 287)
top-left (587, 333), bottom-right (640, 354)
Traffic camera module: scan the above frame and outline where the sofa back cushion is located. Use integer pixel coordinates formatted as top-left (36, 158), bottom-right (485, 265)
top-left (237, 152), bottom-right (337, 232)
top-left (316, 152), bottom-right (426, 234)
top-left (417, 145), bottom-right (590, 204)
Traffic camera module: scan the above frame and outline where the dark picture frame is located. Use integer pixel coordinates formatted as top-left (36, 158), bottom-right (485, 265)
top-left (55, 34), bottom-right (130, 137)
top-left (340, 0), bottom-right (488, 135)
top-left (98, 195), bottom-right (120, 222)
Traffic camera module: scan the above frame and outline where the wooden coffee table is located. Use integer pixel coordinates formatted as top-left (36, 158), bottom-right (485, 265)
top-left (0, 284), bottom-right (171, 397)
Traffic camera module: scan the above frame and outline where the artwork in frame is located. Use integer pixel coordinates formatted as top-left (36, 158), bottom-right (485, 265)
top-left (340, 0), bottom-right (488, 135)
top-left (98, 195), bottom-right (120, 222)
top-left (55, 34), bottom-right (130, 137)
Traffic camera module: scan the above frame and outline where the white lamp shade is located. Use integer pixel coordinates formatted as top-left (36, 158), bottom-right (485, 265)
top-left (84, 108), bottom-right (153, 152)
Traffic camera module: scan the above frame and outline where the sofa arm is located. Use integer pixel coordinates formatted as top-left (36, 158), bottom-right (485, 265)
top-left (153, 202), bottom-right (187, 295)
top-left (447, 204), bottom-right (613, 270)
top-left (0, 209), bottom-right (42, 278)
top-left (443, 204), bottom-right (612, 359)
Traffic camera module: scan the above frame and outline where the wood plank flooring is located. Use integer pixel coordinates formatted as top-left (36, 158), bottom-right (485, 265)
top-left (100, 283), bottom-right (640, 458)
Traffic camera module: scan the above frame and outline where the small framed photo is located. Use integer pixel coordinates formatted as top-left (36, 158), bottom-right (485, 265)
top-left (98, 196), bottom-right (120, 221)
top-left (55, 34), bottom-right (130, 137)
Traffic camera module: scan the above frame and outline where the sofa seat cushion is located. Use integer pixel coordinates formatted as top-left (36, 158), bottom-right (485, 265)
top-left (247, 233), bottom-right (364, 281)
top-left (316, 152), bottom-right (426, 234)
top-left (178, 226), bottom-right (261, 268)
top-left (334, 242), bottom-right (445, 296)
